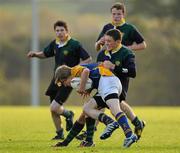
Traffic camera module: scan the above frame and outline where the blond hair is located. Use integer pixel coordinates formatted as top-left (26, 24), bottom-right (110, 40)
top-left (55, 65), bottom-right (71, 84)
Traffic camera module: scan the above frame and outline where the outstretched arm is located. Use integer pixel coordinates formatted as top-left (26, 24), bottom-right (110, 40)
top-left (27, 51), bottom-right (46, 59)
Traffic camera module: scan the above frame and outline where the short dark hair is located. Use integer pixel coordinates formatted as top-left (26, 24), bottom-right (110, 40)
top-left (54, 20), bottom-right (68, 31)
top-left (105, 29), bottom-right (122, 41)
top-left (111, 2), bottom-right (126, 14)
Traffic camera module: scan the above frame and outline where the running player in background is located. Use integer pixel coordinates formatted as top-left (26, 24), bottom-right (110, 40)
top-left (27, 20), bottom-right (91, 140)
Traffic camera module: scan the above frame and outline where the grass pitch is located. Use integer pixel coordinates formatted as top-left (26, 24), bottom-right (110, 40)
top-left (0, 106), bottom-right (180, 153)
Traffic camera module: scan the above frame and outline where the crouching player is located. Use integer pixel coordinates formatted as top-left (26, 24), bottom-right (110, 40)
top-left (53, 63), bottom-right (138, 148)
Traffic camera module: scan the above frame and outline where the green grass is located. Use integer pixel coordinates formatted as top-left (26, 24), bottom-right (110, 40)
top-left (0, 106), bottom-right (180, 153)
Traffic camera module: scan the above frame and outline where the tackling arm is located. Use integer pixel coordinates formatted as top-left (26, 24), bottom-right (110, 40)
top-left (103, 55), bottom-right (136, 78)
top-left (114, 54), bottom-right (136, 78)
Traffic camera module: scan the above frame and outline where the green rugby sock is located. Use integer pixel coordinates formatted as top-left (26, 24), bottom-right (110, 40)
top-left (132, 116), bottom-right (141, 127)
top-left (62, 109), bottom-right (71, 118)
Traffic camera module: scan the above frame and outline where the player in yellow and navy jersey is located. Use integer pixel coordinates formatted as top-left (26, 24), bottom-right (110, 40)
top-left (54, 63), bottom-right (138, 148)
top-left (60, 63), bottom-right (114, 89)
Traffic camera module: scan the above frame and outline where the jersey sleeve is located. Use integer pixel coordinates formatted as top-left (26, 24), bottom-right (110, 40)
top-left (96, 25), bottom-right (106, 42)
top-left (114, 54), bottom-right (136, 78)
top-left (71, 65), bottom-right (85, 77)
top-left (96, 51), bottom-right (104, 62)
top-left (96, 50), bottom-right (110, 62)
top-left (131, 25), bottom-right (145, 44)
top-left (43, 40), bottom-right (55, 57)
top-left (77, 42), bottom-right (90, 60)
top-left (96, 24), bottom-right (114, 42)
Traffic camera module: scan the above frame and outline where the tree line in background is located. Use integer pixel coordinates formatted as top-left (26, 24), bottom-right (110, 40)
top-left (0, 0), bottom-right (180, 105)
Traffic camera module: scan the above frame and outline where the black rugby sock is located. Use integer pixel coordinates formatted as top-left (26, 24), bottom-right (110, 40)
top-left (85, 117), bottom-right (96, 142)
top-left (98, 113), bottom-right (114, 125)
top-left (63, 121), bottom-right (84, 145)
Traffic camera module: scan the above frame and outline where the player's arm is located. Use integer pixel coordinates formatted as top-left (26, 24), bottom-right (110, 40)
top-left (77, 42), bottom-right (92, 64)
top-left (114, 54), bottom-right (136, 78)
top-left (127, 25), bottom-right (147, 51)
top-left (95, 26), bottom-right (106, 52)
top-left (103, 60), bottom-right (115, 70)
top-left (103, 55), bottom-right (136, 78)
top-left (77, 68), bottom-right (90, 95)
top-left (95, 36), bottom-right (105, 52)
top-left (27, 51), bottom-right (46, 59)
top-left (29, 40), bottom-right (55, 59)
top-left (127, 41), bottom-right (146, 51)
top-left (80, 57), bottom-right (92, 65)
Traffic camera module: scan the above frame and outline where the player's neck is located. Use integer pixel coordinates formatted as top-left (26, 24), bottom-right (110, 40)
top-left (56, 35), bottom-right (71, 47)
top-left (112, 18), bottom-right (126, 26)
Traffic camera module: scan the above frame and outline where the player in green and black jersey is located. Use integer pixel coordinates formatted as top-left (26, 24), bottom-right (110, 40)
top-left (77, 3), bottom-right (146, 144)
top-left (27, 20), bottom-right (91, 140)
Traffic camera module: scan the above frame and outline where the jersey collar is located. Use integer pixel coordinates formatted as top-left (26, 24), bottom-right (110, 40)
top-left (112, 18), bottom-right (126, 27)
top-left (104, 44), bottom-right (122, 57)
top-left (55, 35), bottom-right (71, 48)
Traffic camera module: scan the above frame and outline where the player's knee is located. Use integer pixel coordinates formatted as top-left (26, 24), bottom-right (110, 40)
top-left (50, 100), bottom-right (61, 113)
top-left (50, 105), bottom-right (58, 113)
top-left (83, 104), bottom-right (89, 115)
top-left (106, 98), bottom-right (121, 117)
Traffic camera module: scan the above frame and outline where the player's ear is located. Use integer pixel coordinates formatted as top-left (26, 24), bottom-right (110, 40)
top-left (54, 78), bottom-right (58, 84)
top-left (54, 78), bottom-right (62, 87)
top-left (116, 40), bottom-right (121, 44)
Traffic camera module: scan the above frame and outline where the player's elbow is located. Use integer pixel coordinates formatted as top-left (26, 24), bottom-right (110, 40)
top-left (132, 73), bottom-right (136, 78)
top-left (86, 57), bottom-right (92, 63)
top-left (128, 68), bottom-right (136, 78)
top-left (131, 70), bottom-right (136, 78)
top-left (83, 68), bottom-right (90, 75)
top-left (142, 41), bottom-right (147, 49)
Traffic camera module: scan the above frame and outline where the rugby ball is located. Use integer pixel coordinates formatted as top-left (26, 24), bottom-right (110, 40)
top-left (70, 77), bottom-right (92, 90)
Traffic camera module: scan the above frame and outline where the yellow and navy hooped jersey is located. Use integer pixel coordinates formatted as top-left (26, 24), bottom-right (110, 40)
top-left (71, 63), bottom-right (113, 89)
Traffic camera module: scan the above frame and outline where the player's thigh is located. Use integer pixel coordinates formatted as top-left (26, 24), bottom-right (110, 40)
top-left (98, 76), bottom-right (122, 100)
top-left (54, 86), bottom-right (73, 105)
top-left (50, 99), bottom-right (63, 112)
top-left (106, 99), bottom-right (121, 117)
top-left (83, 98), bottom-right (98, 113)
top-left (93, 94), bottom-right (108, 109)
top-left (45, 78), bottom-right (58, 97)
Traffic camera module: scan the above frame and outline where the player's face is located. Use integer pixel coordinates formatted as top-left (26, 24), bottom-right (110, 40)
top-left (111, 8), bottom-right (124, 23)
top-left (55, 26), bottom-right (68, 41)
top-left (61, 77), bottom-right (71, 87)
top-left (104, 35), bottom-right (119, 51)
